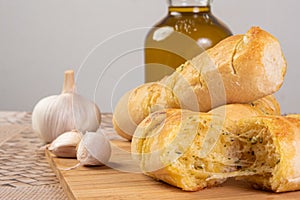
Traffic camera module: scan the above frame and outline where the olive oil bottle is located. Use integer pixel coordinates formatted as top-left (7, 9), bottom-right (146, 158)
top-left (145, 0), bottom-right (232, 82)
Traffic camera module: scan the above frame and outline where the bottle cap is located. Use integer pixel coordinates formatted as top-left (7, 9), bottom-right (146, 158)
top-left (169, 0), bottom-right (212, 7)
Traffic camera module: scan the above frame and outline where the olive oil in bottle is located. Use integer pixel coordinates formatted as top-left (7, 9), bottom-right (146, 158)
top-left (145, 0), bottom-right (232, 82)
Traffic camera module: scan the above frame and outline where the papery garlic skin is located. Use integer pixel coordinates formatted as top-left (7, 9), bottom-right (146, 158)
top-left (48, 130), bottom-right (83, 158)
top-left (32, 70), bottom-right (101, 143)
top-left (77, 141), bottom-right (99, 166)
top-left (77, 132), bottom-right (111, 166)
top-left (32, 93), bottom-right (101, 143)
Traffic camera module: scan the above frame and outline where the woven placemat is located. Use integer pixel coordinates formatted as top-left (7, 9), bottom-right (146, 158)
top-left (0, 112), bottom-right (29, 126)
top-left (0, 112), bottom-right (68, 200)
top-left (100, 113), bottom-right (124, 140)
top-left (0, 112), bottom-right (118, 200)
top-left (0, 126), bottom-right (60, 187)
top-left (0, 184), bottom-right (67, 200)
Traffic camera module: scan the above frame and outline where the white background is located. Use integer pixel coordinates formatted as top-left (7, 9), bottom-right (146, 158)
top-left (0, 0), bottom-right (299, 114)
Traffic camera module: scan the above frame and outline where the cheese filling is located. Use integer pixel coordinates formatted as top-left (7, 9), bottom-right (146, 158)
top-left (169, 124), bottom-right (280, 189)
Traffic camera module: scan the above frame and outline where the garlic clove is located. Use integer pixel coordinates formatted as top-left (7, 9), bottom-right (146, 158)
top-left (32, 70), bottom-right (101, 143)
top-left (48, 130), bottom-right (83, 158)
top-left (77, 132), bottom-right (111, 166)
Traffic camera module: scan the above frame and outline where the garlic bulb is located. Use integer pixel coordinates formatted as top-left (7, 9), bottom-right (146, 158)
top-left (77, 132), bottom-right (111, 166)
top-left (32, 70), bottom-right (101, 143)
top-left (48, 130), bottom-right (83, 158)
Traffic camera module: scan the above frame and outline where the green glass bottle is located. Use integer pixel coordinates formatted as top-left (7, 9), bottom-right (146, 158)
top-left (145, 0), bottom-right (232, 82)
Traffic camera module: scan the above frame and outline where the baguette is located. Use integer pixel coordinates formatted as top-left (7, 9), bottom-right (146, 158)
top-left (132, 109), bottom-right (300, 192)
top-left (132, 109), bottom-right (231, 191)
top-left (131, 98), bottom-right (280, 191)
top-left (113, 27), bottom-right (287, 140)
top-left (233, 115), bottom-right (300, 192)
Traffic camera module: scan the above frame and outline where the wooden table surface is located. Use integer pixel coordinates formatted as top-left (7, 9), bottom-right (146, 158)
top-left (47, 140), bottom-right (300, 200)
top-left (46, 114), bottom-right (300, 200)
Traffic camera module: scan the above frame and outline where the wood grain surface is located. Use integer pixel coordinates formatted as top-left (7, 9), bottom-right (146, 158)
top-left (46, 140), bottom-right (300, 200)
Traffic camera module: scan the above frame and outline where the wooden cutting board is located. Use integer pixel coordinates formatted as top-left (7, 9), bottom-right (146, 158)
top-left (46, 140), bottom-right (300, 200)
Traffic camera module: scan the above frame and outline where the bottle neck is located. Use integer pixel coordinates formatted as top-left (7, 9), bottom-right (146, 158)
top-left (168, 0), bottom-right (211, 14)
top-left (169, 0), bottom-right (212, 7)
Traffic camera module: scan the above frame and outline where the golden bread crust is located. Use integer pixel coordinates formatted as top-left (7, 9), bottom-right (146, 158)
top-left (132, 100), bottom-right (281, 191)
top-left (113, 83), bottom-right (180, 140)
top-left (132, 109), bottom-right (229, 191)
top-left (236, 116), bottom-right (300, 192)
top-left (186, 27), bottom-right (286, 110)
top-left (114, 27), bottom-right (286, 140)
top-left (133, 110), bottom-right (300, 192)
